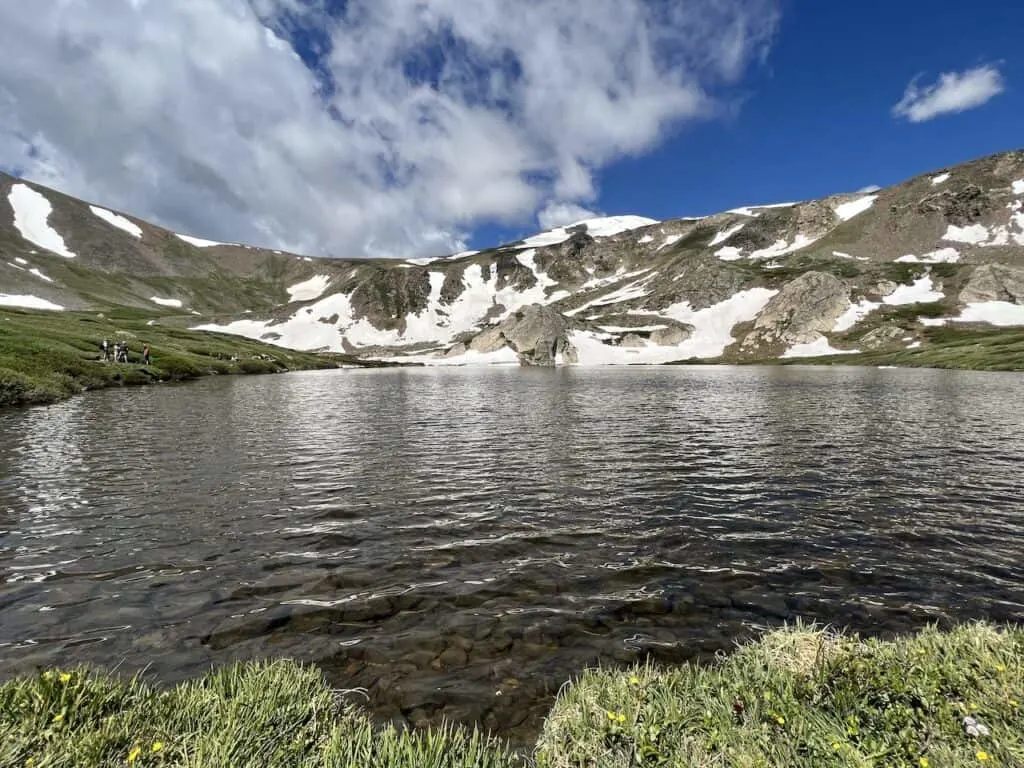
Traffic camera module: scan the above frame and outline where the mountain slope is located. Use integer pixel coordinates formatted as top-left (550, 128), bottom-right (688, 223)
top-left (2, 150), bottom-right (1024, 366)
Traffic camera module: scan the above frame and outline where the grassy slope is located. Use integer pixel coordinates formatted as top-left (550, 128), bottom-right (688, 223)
top-left (1, 624), bottom-right (1020, 767)
top-left (768, 327), bottom-right (1024, 372)
top-left (0, 307), bottom-right (398, 409)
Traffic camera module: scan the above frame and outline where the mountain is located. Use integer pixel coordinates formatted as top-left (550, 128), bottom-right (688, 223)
top-left (2, 150), bottom-right (1024, 366)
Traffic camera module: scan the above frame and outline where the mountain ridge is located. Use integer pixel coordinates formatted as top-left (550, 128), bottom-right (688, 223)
top-left (2, 149), bottom-right (1024, 366)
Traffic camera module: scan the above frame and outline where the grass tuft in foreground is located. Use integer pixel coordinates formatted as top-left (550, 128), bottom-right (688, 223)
top-left (536, 622), bottom-right (1023, 767)
top-left (1, 624), bottom-right (1021, 766)
top-left (0, 660), bottom-right (519, 768)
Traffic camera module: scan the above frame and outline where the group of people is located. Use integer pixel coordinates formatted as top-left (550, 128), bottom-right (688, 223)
top-left (100, 339), bottom-right (151, 366)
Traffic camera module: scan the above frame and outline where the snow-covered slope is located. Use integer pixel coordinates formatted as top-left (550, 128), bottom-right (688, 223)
top-left (3, 149), bottom-right (1024, 365)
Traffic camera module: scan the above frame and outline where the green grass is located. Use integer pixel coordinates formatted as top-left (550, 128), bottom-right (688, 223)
top-left (0, 308), bottom-right (399, 409)
top-left (769, 328), bottom-right (1024, 372)
top-left (0, 661), bottom-right (519, 768)
top-left (536, 623), bottom-right (1023, 768)
top-left (1, 625), bottom-right (1020, 767)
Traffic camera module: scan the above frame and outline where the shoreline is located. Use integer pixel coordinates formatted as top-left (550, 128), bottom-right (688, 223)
top-left (3, 623), bottom-right (1020, 766)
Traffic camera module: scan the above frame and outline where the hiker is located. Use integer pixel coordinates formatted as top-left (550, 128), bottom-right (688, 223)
top-left (100, 339), bottom-right (110, 362)
top-left (142, 345), bottom-right (151, 366)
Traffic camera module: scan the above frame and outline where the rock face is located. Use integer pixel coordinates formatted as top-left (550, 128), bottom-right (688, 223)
top-left (742, 272), bottom-right (849, 348)
top-left (466, 304), bottom-right (577, 366)
top-left (650, 326), bottom-right (691, 346)
top-left (959, 264), bottom-right (1024, 304)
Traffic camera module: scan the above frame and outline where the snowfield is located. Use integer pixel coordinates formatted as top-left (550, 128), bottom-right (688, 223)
top-left (834, 195), bottom-right (877, 222)
top-left (287, 275), bottom-right (331, 302)
top-left (0, 294), bottom-right (64, 310)
top-left (175, 233), bottom-right (226, 248)
top-left (150, 297), bottom-right (184, 308)
top-left (8, 185), bottom-right (77, 258)
top-left (90, 206), bottom-right (143, 238)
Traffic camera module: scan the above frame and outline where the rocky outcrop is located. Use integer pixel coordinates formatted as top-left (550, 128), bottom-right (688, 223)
top-left (959, 264), bottom-right (1024, 304)
top-left (916, 183), bottom-right (992, 225)
top-left (349, 268), bottom-right (431, 331)
top-left (465, 304), bottom-right (577, 366)
top-left (650, 326), bottom-right (691, 346)
top-left (742, 272), bottom-right (849, 349)
top-left (858, 325), bottom-right (909, 350)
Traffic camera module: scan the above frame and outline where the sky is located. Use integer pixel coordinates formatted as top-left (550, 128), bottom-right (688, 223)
top-left (0, 1), bottom-right (1021, 259)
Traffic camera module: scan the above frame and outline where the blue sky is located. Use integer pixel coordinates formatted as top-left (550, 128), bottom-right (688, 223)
top-left (477, 0), bottom-right (1024, 249)
top-left (0, 0), bottom-right (1020, 258)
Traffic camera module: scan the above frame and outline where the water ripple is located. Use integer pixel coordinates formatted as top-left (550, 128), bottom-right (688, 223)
top-left (1, 365), bottom-right (1023, 746)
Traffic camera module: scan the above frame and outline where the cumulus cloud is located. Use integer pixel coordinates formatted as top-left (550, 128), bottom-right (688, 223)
top-left (893, 65), bottom-right (1005, 123)
top-left (0, 0), bottom-right (780, 257)
top-left (537, 201), bottom-right (602, 231)
top-left (856, 184), bottom-right (881, 193)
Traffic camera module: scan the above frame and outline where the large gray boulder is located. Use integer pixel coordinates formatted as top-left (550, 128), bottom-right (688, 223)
top-left (742, 271), bottom-right (849, 348)
top-left (959, 264), bottom-right (1024, 304)
top-left (464, 304), bottom-right (578, 366)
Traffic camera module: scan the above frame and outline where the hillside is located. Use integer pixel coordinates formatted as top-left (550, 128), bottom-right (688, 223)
top-left (2, 150), bottom-right (1024, 367)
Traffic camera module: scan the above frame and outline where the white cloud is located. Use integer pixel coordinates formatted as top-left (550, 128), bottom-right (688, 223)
top-left (893, 64), bottom-right (1005, 123)
top-left (0, 0), bottom-right (780, 257)
top-left (856, 184), bottom-right (881, 194)
top-left (537, 201), bottom-right (601, 231)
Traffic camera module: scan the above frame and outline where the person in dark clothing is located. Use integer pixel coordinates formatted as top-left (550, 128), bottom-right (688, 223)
top-left (142, 345), bottom-right (151, 366)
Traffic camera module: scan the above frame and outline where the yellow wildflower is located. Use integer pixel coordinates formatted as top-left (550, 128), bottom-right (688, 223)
top-left (775, 716), bottom-right (785, 726)
top-left (970, 702), bottom-right (979, 711)
top-left (832, 742), bottom-right (841, 751)
top-left (977, 751), bottom-right (989, 762)
top-left (920, 758), bottom-right (930, 767)
top-left (918, 649), bottom-right (926, 655)
top-left (629, 676), bottom-right (640, 685)
top-left (1010, 698), bottom-right (1019, 708)
top-left (996, 664), bottom-right (1006, 672)
top-left (52, 712), bottom-right (64, 723)
top-left (42, 671), bottom-right (53, 681)
top-left (59, 672), bottom-right (71, 683)
top-left (617, 713), bottom-right (626, 723)
top-left (606, 711), bottom-right (616, 720)
top-left (152, 742), bottom-right (164, 753)
top-left (128, 746), bottom-right (142, 764)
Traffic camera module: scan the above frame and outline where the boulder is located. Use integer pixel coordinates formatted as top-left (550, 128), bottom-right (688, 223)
top-left (650, 325), bottom-right (691, 346)
top-left (743, 271), bottom-right (849, 348)
top-left (619, 333), bottom-right (646, 348)
top-left (858, 325), bottom-right (908, 350)
top-left (462, 304), bottom-right (577, 366)
top-left (959, 264), bottom-right (1024, 304)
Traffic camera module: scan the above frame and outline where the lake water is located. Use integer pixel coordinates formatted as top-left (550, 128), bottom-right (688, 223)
top-left (1, 366), bottom-right (1023, 745)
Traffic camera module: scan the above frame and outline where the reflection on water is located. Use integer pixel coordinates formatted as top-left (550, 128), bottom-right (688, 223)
top-left (1, 366), bottom-right (1023, 744)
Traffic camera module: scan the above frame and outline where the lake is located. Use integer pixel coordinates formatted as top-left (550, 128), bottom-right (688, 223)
top-left (1, 365), bottom-right (1023, 746)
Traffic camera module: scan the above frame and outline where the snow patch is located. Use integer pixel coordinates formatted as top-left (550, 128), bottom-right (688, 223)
top-left (29, 268), bottom-right (54, 283)
top-left (930, 173), bottom-right (950, 186)
top-left (716, 246), bottom-right (743, 261)
top-left (710, 223), bottom-right (744, 246)
top-left (783, 336), bottom-right (856, 358)
top-left (834, 195), bottom-right (877, 221)
top-left (1012, 180), bottom-right (1024, 195)
top-left (14, 257), bottom-right (28, 266)
top-left (659, 234), bottom-right (683, 250)
top-left (954, 301), bottom-right (1024, 326)
top-left (749, 234), bottom-right (816, 260)
top-left (150, 297), bottom-right (183, 308)
top-left (832, 251), bottom-right (869, 261)
top-left (287, 275), bottom-right (331, 302)
top-left (89, 205), bottom-right (143, 238)
top-left (883, 277), bottom-right (944, 305)
top-left (833, 299), bottom-right (881, 332)
top-left (896, 247), bottom-right (960, 264)
top-left (8, 185), bottom-right (77, 258)
top-left (518, 215), bottom-right (658, 249)
top-left (943, 223), bottom-right (989, 245)
top-left (638, 235), bottom-right (654, 244)
top-left (0, 294), bottom-right (64, 310)
top-left (175, 233), bottom-right (225, 248)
